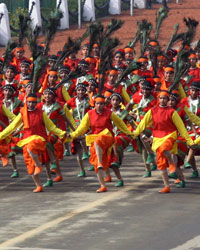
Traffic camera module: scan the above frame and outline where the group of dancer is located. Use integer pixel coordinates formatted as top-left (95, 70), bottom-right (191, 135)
top-left (1, 11), bottom-right (200, 194)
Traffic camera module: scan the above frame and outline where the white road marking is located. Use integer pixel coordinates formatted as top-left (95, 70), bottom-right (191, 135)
top-left (170, 235), bottom-right (200, 250)
top-left (0, 175), bottom-right (160, 248)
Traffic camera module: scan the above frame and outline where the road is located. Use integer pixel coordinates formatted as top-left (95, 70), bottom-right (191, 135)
top-left (0, 152), bottom-right (200, 250)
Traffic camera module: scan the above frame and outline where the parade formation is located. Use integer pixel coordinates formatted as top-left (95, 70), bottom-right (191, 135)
top-left (1, 5), bottom-right (200, 196)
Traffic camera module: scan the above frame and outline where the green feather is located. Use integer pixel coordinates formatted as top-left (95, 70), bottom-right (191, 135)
top-left (104, 19), bottom-right (124, 39)
top-left (129, 21), bottom-right (140, 49)
top-left (18, 14), bottom-right (31, 46)
top-left (115, 61), bottom-right (138, 88)
top-left (168, 49), bottom-right (190, 92)
top-left (32, 55), bottom-right (48, 93)
top-left (42, 9), bottom-right (63, 56)
top-left (165, 24), bottom-right (180, 53)
top-left (2, 41), bottom-right (18, 69)
top-left (155, 7), bottom-right (169, 40)
top-left (138, 19), bottom-right (153, 55)
top-left (26, 25), bottom-right (42, 61)
top-left (54, 69), bottom-right (83, 90)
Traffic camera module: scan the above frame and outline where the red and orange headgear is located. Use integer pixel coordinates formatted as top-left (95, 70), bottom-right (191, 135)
top-left (94, 94), bottom-right (105, 103)
top-left (164, 66), bottom-right (174, 73)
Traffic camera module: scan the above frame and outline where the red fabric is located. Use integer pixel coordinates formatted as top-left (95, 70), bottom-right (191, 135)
top-left (88, 108), bottom-right (114, 135)
top-left (103, 82), bottom-right (123, 96)
top-left (188, 68), bottom-right (200, 79)
top-left (132, 90), bottom-right (143, 104)
top-left (0, 139), bottom-right (11, 155)
top-left (55, 86), bottom-right (65, 104)
top-left (133, 69), bottom-right (153, 78)
top-left (12, 57), bottom-right (31, 73)
top-left (161, 79), bottom-right (171, 90)
top-left (2, 81), bottom-right (18, 91)
top-left (64, 58), bottom-right (80, 71)
top-left (20, 108), bottom-right (48, 140)
top-left (37, 102), bottom-right (66, 131)
top-left (151, 106), bottom-right (177, 138)
top-left (180, 97), bottom-right (200, 116)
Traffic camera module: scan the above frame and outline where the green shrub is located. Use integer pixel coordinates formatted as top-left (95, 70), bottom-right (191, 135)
top-left (9, 7), bottom-right (28, 37)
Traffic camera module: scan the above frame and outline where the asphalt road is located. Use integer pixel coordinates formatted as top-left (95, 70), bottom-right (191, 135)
top-left (0, 152), bottom-right (200, 250)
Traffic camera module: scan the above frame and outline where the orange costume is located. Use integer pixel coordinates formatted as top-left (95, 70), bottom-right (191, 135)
top-left (133, 103), bottom-right (194, 172)
top-left (70, 106), bottom-right (133, 172)
top-left (0, 97), bottom-right (66, 175)
top-left (0, 103), bottom-right (16, 165)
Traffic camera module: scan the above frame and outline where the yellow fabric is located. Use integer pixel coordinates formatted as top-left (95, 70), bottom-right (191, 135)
top-left (178, 84), bottom-right (186, 99)
top-left (121, 87), bottom-right (130, 103)
top-left (110, 112), bottom-right (134, 136)
top-left (70, 112), bottom-right (91, 139)
top-left (62, 86), bottom-right (71, 101)
top-left (172, 111), bottom-right (193, 146)
top-left (184, 106), bottom-right (200, 126)
top-left (133, 109), bottom-right (193, 152)
top-left (43, 112), bottom-right (66, 139)
top-left (194, 136), bottom-right (200, 144)
top-left (87, 129), bottom-right (113, 157)
top-left (133, 109), bottom-right (153, 137)
top-left (152, 131), bottom-right (177, 153)
top-left (0, 114), bottom-right (23, 141)
top-left (86, 128), bottom-right (112, 146)
top-left (39, 86), bottom-right (43, 93)
top-left (68, 110), bottom-right (134, 143)
top-left (17, 135), bottom-right (46, 147)
top-left (0, 112), bottom-right (66, 146)
top-left (63, 104), bottom-right (77, 130)
top-left (2, 105), bottom-right (16, 121)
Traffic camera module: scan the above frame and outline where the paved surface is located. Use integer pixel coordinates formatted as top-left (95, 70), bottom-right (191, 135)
top-left (0, 152), bottom-right (200, 250)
